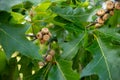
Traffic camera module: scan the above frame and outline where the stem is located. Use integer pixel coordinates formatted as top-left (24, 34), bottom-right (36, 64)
top-left (86, 22), bottom-right (97, 28)
top-left (44, 42), bottom-right (51, 61)
top-left (43, 63), bottom-right (52, 80)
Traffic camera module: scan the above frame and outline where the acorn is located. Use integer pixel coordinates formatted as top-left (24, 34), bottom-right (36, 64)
top-left (102, 13), bottom-right (109, 21)
top-left (43, 34), bottom-right (50, 41)
top-left (115, 2), bottom-right (120, 10)
top-left (95, 23), bottom-right (103, 28)
top-left (49, 49), bottom-right (55, 56)
top-left (41, 28), bottom-right (49, 34)
top-left (106, 1), bottom-right (114, 10)
top-left (109, 10), bottom-right (114, 15)
top-left (97, 17), bottom-right (104, 24)
top-left (46, 54), bottom-right (52, 62)
top-left (96, 9), bottom-right (105, 16)
top-left (36, 32), bottom-right (42, 39)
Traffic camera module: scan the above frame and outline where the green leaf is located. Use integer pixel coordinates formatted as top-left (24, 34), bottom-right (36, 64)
top-left (0, 57), bottom-right (19, 80)
top-left (35, 2), bottom-right (51, 12)
top-left (0, 23), bottom-right (42, 60)
top-left (26, 63), bottom-right (51, 80)
top-left (7, 57), bottom-right (19, 80)
top-left (0, 0), bottom-right (42, 11)
top-left (32, 2), bottom-right (52, 20)
top-left (80, 32), bottom-right (120, 80)
top-left (0, 11), bottom-right (11, 23)
top-left (0, 50), bottom-right (7, 73)
top-left (97, 26), bottom-right (120, 43)
top-left (10, 12), bottom-right (24, 24)
top-left (60, 33), bottom-right (84, 60)
top-left (48, 59), bottom-right (79, 80)
top-left (19, 56), bottom-right (33, 79)
top-left (51, 6), bottom-right (97, 26)
top-left (0, 0), bottom-right (22, 11)
top-left (108, 10), bottom-right (120, 26)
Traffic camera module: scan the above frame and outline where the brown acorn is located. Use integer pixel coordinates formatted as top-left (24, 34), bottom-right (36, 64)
top-left (96, 9), bottom-right (105, 16)
top-left (95, 23), bottom-right (103, 28)
top-left (41, 28), bottom-right (49, 34)
top-left (109, 10), bottom-right (114, 16)
top-left (43, 34), bottom-right (50, 41)
top-left (36, 32), bottom-right (42, 39)
top-left (115, 2), bottom-right (120, 10)
top-left (49, 49), bottom-right (55, 56)
top-left (106, 1), bottom-right (114, 10)
top-left (102, 13), bottom-right (109, 21)
top-left (46, 54), bottom-right (52, 62)
top-left (97, 17), bottom-right (104, 24)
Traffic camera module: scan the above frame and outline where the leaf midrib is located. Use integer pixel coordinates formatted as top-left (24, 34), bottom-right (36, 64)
top-left (95, 35), bottom-right (112, 80)
top-left (57, 62), bottom-right (67, 80)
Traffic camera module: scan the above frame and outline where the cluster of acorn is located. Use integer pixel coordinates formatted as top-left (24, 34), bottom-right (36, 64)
top-left (38, 49), bottom-right (55, 68)
top-left (36, 28), bottom-right (52, 44)
top-left (95, 1), bottom-right (120, 28)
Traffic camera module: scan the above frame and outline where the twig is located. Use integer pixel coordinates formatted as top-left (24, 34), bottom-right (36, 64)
top-left (44, 40), bottom-right (52, 61)
top-left (86, 22), bottom-right (97, 28)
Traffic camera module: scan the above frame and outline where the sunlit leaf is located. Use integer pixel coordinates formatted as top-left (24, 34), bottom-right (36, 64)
top-left (10, 12), bottom-right (24, 24)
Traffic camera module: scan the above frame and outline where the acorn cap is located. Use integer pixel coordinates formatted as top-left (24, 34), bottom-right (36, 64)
top-left (46, 54), bottom-right (52, 62)
top-left (102, 13), bottom-right (109, 21)
top-left (49, 49), bottom-right (55, 56)
top-left (36, 32), bottom-right (42, 39)
top-left (41, 28), bottom-right (49, 34)
top-left (97, 17), bottom-right (104, 24)
top-left (43, 34), bottom-right (50, 41)
top-left (109, 10), bottom-right (114, 16)
top-left (115, 2), bottom-right (120, 10)
top-left (96, 9), bottom-right (105, 16)
top-left (106, 1), bottom-right (114, 10)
